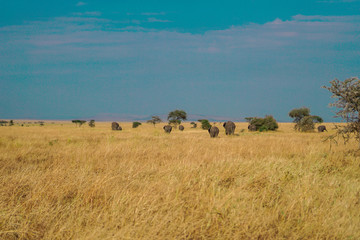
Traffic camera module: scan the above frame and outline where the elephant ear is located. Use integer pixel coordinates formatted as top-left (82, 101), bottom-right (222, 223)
top-left (208, 128), bottom-right (211, 133)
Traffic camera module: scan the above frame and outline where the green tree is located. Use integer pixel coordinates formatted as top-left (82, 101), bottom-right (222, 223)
top-left (288, 107), bottom-right (323, 132)
top-left (198, 119), bottom-right (211, 130)
top-left (132, 122), bottom-right (142, 128)
top-left (244, 117), bottom-right (255, 123)
top-left (323, 77), bottom-right (360, 148)
top-left (190, 122), bottom-right (197, 128)
top-left (89, 120), bottom-right (95, 127)
top-left (9, 120), bottom-right (14, 126)
top-left (72, 120), bottom-right (86, 127)
top-left (147, 116), bottom-right (162, 127)
top-left (288, 107), bottom-right (311, 124)
top-left (168, 110), bottom-right (187, 128)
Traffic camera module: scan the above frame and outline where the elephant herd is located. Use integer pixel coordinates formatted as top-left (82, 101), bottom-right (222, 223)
top-left (111, 121), bottom-right (328, 137)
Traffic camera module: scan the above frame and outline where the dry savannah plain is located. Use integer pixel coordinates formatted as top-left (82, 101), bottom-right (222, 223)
top-left (1, 121), bottom-right (360, 239)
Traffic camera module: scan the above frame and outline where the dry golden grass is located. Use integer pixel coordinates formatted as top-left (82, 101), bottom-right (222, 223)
top-left (0, 122), bottom-right (360, 239)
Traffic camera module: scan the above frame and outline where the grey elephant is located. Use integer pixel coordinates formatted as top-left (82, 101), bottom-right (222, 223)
top-left (163, 125), bottom-right (172, 133)
top-left (208, 126), bottom-right (219, 138)
top-left (111, 122), bottom-right (122, 130)
top-left (179, 125), bottom-right (184, 131)
top-left (318, 125), bottom-right (327, 132)
top-left (223, 121), bottom-right (236, 135)
top-left (248, 124), bottom-right (257, 131)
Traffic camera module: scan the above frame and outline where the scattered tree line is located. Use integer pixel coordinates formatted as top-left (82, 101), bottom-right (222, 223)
top-left (5, 77), bottom-right (360, 148)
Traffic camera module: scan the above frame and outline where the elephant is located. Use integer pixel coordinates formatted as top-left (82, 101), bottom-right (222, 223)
top-left (179, 125), bottom-right (184, 131)
top-left (318, 125), bottom-right (327, 132)
top-left (111, 122), bottom-right (122, 130)
top-left (163, 125), bottom-right (172, 133)
top-left (223, 121), bottom-right (236, 135)
top-left (208, 126), bottom-right (219, 138)
top-left (248, 124), bottom-right (257, 131)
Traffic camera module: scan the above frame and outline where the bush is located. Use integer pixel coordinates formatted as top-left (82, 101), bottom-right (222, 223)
top-left (248, 115), bottom-right (278, 131)
top-left (297, 116), bottom-right (315, 132)
top-left (190, 122), bottom-right (197, 128)
top-left (199, 119), bottom-right (211, 130)
top-left (132, 122), bottom-right (142, 128)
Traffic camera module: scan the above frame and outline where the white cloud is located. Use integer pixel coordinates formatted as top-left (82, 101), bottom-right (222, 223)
top-left (76, 1), bottom-right (86, 6)
top-left (1, 14), bottom-right (359, 120)
top-left (293, 14), bottom-right (360, 22)
top-left (73, 12), bottom-right (102, 17)
top-left (1, 14), bottom-right (359, 63)
top-left (147, 18), bottom-right (171, 23)
top-left (141, 12), bottom-right (166, 16)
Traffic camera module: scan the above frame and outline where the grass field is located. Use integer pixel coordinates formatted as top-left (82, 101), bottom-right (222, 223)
top-left (0, 122), bottom-right (359, 239)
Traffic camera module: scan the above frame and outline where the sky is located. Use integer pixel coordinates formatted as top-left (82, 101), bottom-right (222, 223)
top-left (0, 0), bottom-right (359, 121)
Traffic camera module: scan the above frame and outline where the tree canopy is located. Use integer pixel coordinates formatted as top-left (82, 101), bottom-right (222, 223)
top-left (89, 120), bottom-right (95, 127)
top-left (288, 107), bottom-right (311, 123)
top-left (72, 120), bottom-right (86, 127)
top-left (168, 110), bottom-right (187, 127)
top-left (288, 107), bottom-right (323, 132)
top-left (323, 77), bottom-right (360, 148)
top-left (147, 116), bottom-right (162, 126)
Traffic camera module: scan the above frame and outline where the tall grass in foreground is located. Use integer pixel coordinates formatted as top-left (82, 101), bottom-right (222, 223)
top-left (0, 122), bottom-right (359, 239)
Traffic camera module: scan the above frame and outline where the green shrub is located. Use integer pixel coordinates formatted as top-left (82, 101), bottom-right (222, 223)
top-left (296, 116), bottom-right (320, 132)
top-left (132, 122), bottom-right (142, 128)
top-left (249, 115), bottom-right (278, 131)
top-left (198, 119), bottom-right (211, 130)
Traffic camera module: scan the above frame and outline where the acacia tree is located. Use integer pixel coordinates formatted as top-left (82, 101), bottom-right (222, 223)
top-left (89, 120), bottom-right (95, 127)
top-left (167, 110), bottom-right (187, 128)
top-left (323, 77), bottom-right (360, 148)
top-left (289, 107), bottom-right (323, 132)
top-left (147, 116), bottom-right (162, 127)
top-left (72, 120), bottom-right (86, 127)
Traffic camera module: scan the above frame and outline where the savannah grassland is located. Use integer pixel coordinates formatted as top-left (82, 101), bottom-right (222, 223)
top-left (0, 122), bottom-right (360, 240)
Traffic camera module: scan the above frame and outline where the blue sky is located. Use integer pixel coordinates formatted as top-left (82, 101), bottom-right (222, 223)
top-left (0, 0), bottom-right (359, 121)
